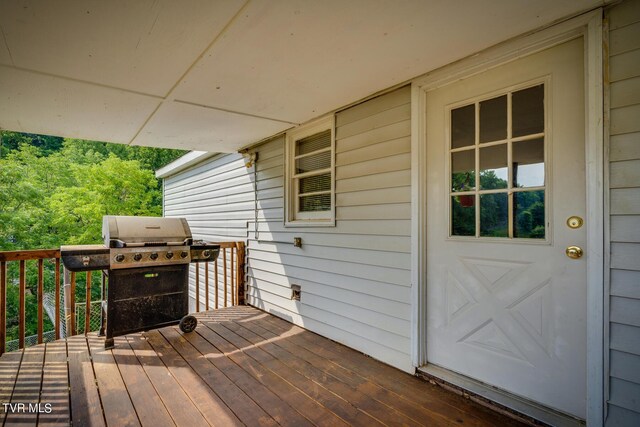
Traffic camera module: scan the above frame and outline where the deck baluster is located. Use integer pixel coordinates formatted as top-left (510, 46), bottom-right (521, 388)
top-left (0, 261), bottom-right (6, 355)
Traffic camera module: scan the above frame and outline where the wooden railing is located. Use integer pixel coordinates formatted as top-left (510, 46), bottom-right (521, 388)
top-left (193, 241), bottom-right (245, 312)
top-left (0, 241), bottom-right (245, 356)
top-left (0, 249), bottom-right (61, 357)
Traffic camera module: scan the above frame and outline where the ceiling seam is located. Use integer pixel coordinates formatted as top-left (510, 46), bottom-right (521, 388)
top-left (128, 0), bottom-right (255, 146)
top-left (0, 24), bottom-right (15, 66)
top-left (160, 0), bottom-right (252, 100)
top-left (126, 101), bottom-right (164, 146)
top-left (172, 100), bottom-right (299, 125)
top-left (0, 64), bottom-right (164, 100)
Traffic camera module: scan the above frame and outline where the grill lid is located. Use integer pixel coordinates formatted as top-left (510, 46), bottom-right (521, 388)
top-left (103, 216), bottom-right (192, 248)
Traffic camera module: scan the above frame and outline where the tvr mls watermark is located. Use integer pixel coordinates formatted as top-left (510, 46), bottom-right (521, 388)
top-left (2, 403), bottom-right (53, 414)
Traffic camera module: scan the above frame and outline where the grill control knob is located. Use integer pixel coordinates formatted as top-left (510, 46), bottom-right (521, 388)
top-left (133, 253), bottom-right (143, 262)
top-left (202, 250), bottom-right (211, 258)
top-left (150, 252), bottom-right (158, 260)
top-left (180, 250), bottom-right (189, 259)
top-left (114, 254), bottom-right (125, 263)
top-left (166, 251), bottom-right (174, 259)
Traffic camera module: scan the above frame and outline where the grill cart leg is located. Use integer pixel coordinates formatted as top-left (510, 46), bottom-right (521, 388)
top-left (179, 315), bottom-right (197, 333)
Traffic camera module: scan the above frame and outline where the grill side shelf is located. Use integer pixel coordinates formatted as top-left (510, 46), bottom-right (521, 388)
top-left (60, 245), bottom-right (110, 272)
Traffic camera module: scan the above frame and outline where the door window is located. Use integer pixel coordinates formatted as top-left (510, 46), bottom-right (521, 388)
top-left (450, 84), bottom-right (546, 239)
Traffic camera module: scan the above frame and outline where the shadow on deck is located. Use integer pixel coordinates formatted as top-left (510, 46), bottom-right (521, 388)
top-left (0, 306), bottom-right (526, 426)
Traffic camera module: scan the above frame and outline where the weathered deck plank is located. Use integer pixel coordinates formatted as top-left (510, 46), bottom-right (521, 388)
top-left (205, 321), bottom-right (416, 426)
top-left (38, 340), bottom-right (71, 426)
top-left (182, 326), bottom-right (314, 427)
top-left (256, 309), bottom-right (526, 426)
top-left (87, 335), bottom-right (140, 427)
top-left (0, 350), bottom-right (22, 425)
top-left (3, 344), bottom-right (44, 425)
top-left (144, 329), bottom-right (244, 427)
top-left (67, 335), bottom-right (105, 427)
top-left (221, 318), bottom-right (447, 426)
top-left (159, 327), bottom-right (278, 427)
top-left (125, 333), bottom-right (209, 427)
top-left (111, 336), bottom-right (175, 426)
top-left (0, 306), bottom-right (528, 427)
top-left (195, 323), bottom-right (349, 427)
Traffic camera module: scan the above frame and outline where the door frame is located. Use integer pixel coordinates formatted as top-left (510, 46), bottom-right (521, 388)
top-left (410, 9), bottom-right (604, 425)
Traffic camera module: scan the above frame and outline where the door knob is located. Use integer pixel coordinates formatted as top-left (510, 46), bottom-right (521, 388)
top-left (566, 246), bottom-right (583, 259)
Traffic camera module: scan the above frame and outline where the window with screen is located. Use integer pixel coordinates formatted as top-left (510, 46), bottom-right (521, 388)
top-left (450, 83), bottom-right (546, 239)
top-left (285, 116), bottom-right (335, 225)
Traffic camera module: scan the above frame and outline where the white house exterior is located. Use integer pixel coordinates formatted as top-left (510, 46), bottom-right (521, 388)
top-left (156, 2), bottom-right (640, 426)
top-left (0, 0), bottom-right (637, 425)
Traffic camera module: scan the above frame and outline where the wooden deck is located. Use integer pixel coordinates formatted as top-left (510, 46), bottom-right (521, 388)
top-left (0, 306), bottom-right (526, 426)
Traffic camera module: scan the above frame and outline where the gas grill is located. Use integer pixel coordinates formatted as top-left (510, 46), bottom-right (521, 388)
top-left (60, 216), bottom-right (219, 348)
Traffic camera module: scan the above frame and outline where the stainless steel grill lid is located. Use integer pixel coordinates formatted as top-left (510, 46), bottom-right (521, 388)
top-left (102, 216), bottom-right (192, 248)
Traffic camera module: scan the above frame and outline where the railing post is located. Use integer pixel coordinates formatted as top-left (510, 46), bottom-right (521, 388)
top-left (19, 260), bottom-right (25, 349)
top-left (214, 258), bottom-right (219, 310)
top-left (63, 268), bottom-right (77, 337)
top-left (85, 271), bottom-right (92, 335)
top-left (235, 242), bottom-right (245, 306)
top-left (205, 262), bottom-right (209, 311)
top-left (230, 247), bottom-right (235, 306)
top-left (37, 259), bottom-right (44, 344)
top-left (223, 248), bottom-right (228, 307)
top-left (70, 272), bottom-right (76, 336)
top-left (195, 264), bottom-right (200, 313)
top-left (0, 261), bottom-right (6, 355)
top-left (55, 258), bottom-right (61, 340)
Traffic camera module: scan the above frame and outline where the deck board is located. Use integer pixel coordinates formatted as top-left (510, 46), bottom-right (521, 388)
top-left (0, 350), bottom-right (22, 425)
top-left (4, 344), bottom-right (44, 425)
top-left (38, 340), bottom-right (71, 427)
top-left (112, 335), bottom-right (175, 426)
top-left (0, 306), bottom-right (528, 426)
top-left (144, 329), bottom-right (244, 427)
top-left (67, 335), bottom-right (106, 427)
top-left (223, 317), bottom-right (449, 426)
top-left (88, 335), bottom-right (140, 427)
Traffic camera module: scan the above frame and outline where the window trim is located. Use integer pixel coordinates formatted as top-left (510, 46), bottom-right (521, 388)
top-left (284, 116), bottom-right (336, 227)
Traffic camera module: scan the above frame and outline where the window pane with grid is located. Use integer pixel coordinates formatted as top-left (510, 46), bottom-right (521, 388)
top-left (449, 84), bottom-right (546, 239)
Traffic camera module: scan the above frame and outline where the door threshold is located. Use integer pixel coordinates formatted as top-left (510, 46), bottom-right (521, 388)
top-left (417, 365), bottom-right (585, 427)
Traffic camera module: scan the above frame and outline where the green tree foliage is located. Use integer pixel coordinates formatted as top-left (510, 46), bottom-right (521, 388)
top-left (0, 132), bottom-right (186, 344)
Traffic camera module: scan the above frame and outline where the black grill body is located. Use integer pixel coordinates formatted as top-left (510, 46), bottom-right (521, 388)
top-left (103, 264), bottom-right (189, 348)
top-left (60, 216), bottom-right (219, 349)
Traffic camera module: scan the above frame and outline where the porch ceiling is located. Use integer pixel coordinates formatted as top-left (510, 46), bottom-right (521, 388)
top-left (0, 0), bottom-right (605, 152)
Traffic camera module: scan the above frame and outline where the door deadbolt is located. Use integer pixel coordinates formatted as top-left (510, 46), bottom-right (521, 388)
top-left (566, 246), bottom-right (583, 259)
top-left (566, 216), bottom-right (584, 229)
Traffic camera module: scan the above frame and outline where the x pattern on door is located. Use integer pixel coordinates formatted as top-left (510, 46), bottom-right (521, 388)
top-left (445, 257), bottom-right (555, 366)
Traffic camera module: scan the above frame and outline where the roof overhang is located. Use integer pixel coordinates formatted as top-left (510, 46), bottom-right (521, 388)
top-left (0, 0), bottom-right (607, 153)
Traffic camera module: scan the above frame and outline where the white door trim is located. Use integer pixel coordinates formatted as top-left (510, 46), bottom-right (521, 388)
top-left (410, 9), bottom-right (604, 425)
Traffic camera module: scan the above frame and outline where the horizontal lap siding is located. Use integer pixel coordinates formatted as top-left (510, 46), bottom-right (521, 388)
top-left (163, 86), bottom-right (413, 372)
top-left (245, 86), bottom-right (413, 372)
top-left (607, 1), bottom-right (640, 425)
top-left (163, 139), bottom-right (284, 309)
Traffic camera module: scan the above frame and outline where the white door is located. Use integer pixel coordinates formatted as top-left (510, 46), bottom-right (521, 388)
top-left (426, 38), bottom-right (586, 418)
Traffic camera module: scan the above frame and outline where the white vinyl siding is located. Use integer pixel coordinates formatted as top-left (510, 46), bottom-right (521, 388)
top-left (163, 140), bottom-right (284, 310)
top-left (249, 86), bottom-right (413, 371)
top-left (606, 1), bottom-right (640, 425)
top-left (162, 86), bottom-right (413, 372)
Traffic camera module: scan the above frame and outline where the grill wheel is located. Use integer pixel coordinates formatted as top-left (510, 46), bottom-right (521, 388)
top-left (179, 315), bottom-right (198, 333)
